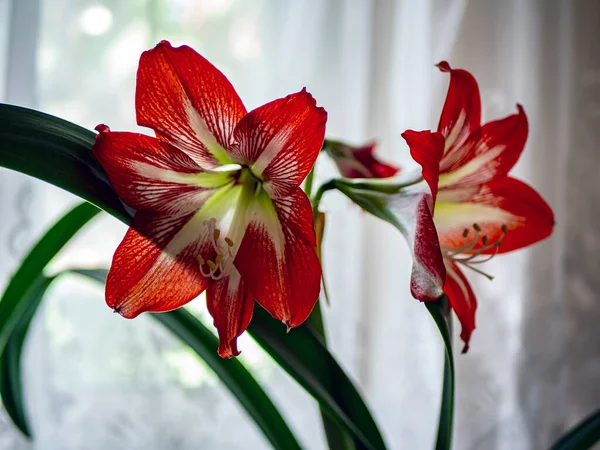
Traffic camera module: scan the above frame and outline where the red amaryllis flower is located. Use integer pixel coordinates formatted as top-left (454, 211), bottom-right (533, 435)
top-left (92, 41), bottom-right (327, 358)
top-left (403, 61), bottom-right (554, 352)
top-left (325, 140), bottom-right (399, 178)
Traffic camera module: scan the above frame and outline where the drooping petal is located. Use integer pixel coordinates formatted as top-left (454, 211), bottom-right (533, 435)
top-left (206, 268), bottom-right (254, 358)
top-left (136, 40), bottom-right (247, 168)
top-left (93, 127), bottom-right (230, 215)
top-left (436, 61), bottom-right (481, 154)
top-left (444, 261), bottom-right (477, 353)
top-left (232, 88), bottom-right (327, 198)
top-left (335, 183), bottom-right (446, 302)
top-left (438, 105), bottom-right (528, 188)
top-left (401, 130), bottom-right (445, 201)
top-left (106, 211), bottom-right (210, 318)
top-left (435, 177), bottom-right (554, 254)
top-left (395, 194), bottom-right (447, 301)
top-left (326, 141), bottom-right (399, 179)
top-left (234, 188), bottom-right (321, 328)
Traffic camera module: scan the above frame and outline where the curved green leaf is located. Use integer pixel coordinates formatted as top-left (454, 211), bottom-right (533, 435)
top-left (250, 307), bottom-right (385, 450)
top-left (426, 296), bottom-right (455, 450)
top-left (0, 276), bottom-right (55, 438)
top-left (0, 103), bottom-right (387, 450)
top-left (0, 104), bottom-right (129, 222)
top-left (0, 202), bottom-right (100, 356)
top-left (549, 408), bottom-right (600, 450)
top-left (0, 201), bottom-right (100, 438)
top-left (72, 269), bottom-right (302, 450)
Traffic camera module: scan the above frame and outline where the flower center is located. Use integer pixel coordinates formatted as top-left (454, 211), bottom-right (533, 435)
top-left (441, 223), bottom-right (508, 280)
top-left (197, 218), bottom-right (236, 281)
top-left (194, 167), bottom-right (260, 281)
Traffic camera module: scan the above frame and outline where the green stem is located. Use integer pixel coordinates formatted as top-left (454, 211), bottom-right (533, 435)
top-left (309, 180), bottom-right (355, 449)
top-left (304, 166), bottom-right (316, 198)
top-left (311, 180), bottom-right (338, 220)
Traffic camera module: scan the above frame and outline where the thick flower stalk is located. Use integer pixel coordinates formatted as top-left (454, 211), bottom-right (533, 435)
top-left (403, 61), bottom-right (554, 352)
top-left (93, 41), bottom-right (327, 357)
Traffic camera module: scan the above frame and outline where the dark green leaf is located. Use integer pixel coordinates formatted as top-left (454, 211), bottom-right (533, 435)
top-left (549, 408), bottom-right (600, 450)
top-left (249, 307), bottom-right (385, 450)
top-left (0, 103), bottom-right (387, 450)
top-left (0, 104), bottom-right (129, 222)
top-left (71, 269), bottom-right (301, 450)
top-left (426, 296), bottom-right (455, 450)
top-left (0, 202), bottom-right (100, 355)
top-left (0, 201), bottom-right (100, 438)
top-left (0, 276), bottom-right (55, 438)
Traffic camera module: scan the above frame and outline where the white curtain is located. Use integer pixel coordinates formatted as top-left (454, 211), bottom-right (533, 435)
top-left (1, 0), bottom-right (598, 449)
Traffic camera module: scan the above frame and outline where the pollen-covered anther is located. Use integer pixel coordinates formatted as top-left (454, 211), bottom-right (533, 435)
top-left (197, 218), bottom-right (237, 281)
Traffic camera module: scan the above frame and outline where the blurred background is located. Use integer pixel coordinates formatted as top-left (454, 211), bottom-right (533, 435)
top-left (0, 0), bottom-right (598, 448)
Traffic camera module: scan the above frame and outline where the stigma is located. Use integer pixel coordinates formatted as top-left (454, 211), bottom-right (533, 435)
top-left (197, 218), bottom-right (236, 280)
top-left (441, 223), bottom-right (509, 280)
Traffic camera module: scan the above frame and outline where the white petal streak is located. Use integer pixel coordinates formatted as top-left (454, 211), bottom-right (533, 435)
top-left (186, 101), bottom-right (231, 163)
top-left (251, 124), bottom-right (294, 177)
top-left (439, 143), bottom-right (504, 188)
top-left (434, 202), bottom-right (521, 233)
top-left (444, 110), bottom-right (466, 152)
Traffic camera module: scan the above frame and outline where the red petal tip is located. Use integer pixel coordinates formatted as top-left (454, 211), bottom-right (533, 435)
top-left (156, 40), bottom-right (173, 48)
top-left (436, 61), bottom-right (452, 72)
top-left (218, 342), bottom-right (241, 359)
top-left (461, 342), bottom-right (470, 354)
top-left (95, 124), bottom-right (111, 134)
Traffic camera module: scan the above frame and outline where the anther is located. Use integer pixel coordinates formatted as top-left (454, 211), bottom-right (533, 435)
top-left (482, 236), bottom-right (488, 246)
top-left (207, 260), bottom-right (218, 272)
top-left (215, 253), bottom-right (224, 265)
top-left (501, 224), bottom-right (509, 234)
top-left (473, 223), bottom-right (481, 232)
top-left (213, 229), bottom-right (221, 241)
top-left (197, 255), bottom-right (205, 265)
top-left (462, 228), bottom-right (469, 238)
top-left (225, 237), bottom-right (234, 247)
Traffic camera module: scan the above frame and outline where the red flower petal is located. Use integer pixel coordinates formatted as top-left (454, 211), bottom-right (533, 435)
top-left (106, 212), bottom-right (209, 318)
top-left (401, 130), bottom-right (445, 202)
top-left (234, 188), bottom-right (321, 328)
top-left (328, 142), bottom-right (399, 179)
top-left (444, 261), bottom-right (477, 353)
top-left (435, 177), bottom-right (554, 254)
top-left (232, 89), bottom-right (327, 198)
top-left (439, 105), bottom-right (528, 188)
top-left (436, 61), bottom-right (481, 154)
top-left (136, 40), bottom-right (247, 168)
top-left (395, 194), bottom-right (447, 301)
top-left (93, 128), bottom-right (215, 214)
top-left (354, 147), bottom-right (399, 178)
top-left (206, 268), bottom-right (254, 358)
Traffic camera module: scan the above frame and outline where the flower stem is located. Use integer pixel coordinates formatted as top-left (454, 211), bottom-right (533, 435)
top-left (309, 180), bottom-right (355, 449)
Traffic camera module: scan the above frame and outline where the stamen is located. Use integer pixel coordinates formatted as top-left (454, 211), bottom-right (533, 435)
top-left (441, 223), bottom-right (509, 280)
top-left (197, 218), bottom-right (237, 281)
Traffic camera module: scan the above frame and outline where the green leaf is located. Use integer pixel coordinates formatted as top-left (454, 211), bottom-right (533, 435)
top-left (0, 202), bottom-right (100, 356)
top-left (426, 296), bottom-right (455, 450)
top-left (73, 268), bottom-right (302, 450)
top-left (0, 103), bottom-right (387, 450)
top-left (0, 104), bottom-right (129, 222)
top-left (0, 201), bottom-right (100, 438)
top-left (0, 276), bottom-right (55, 438)
top-left (549, 408), bottom-right (600, 450)
top-left (249, 307), bottom-right (385, 450)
